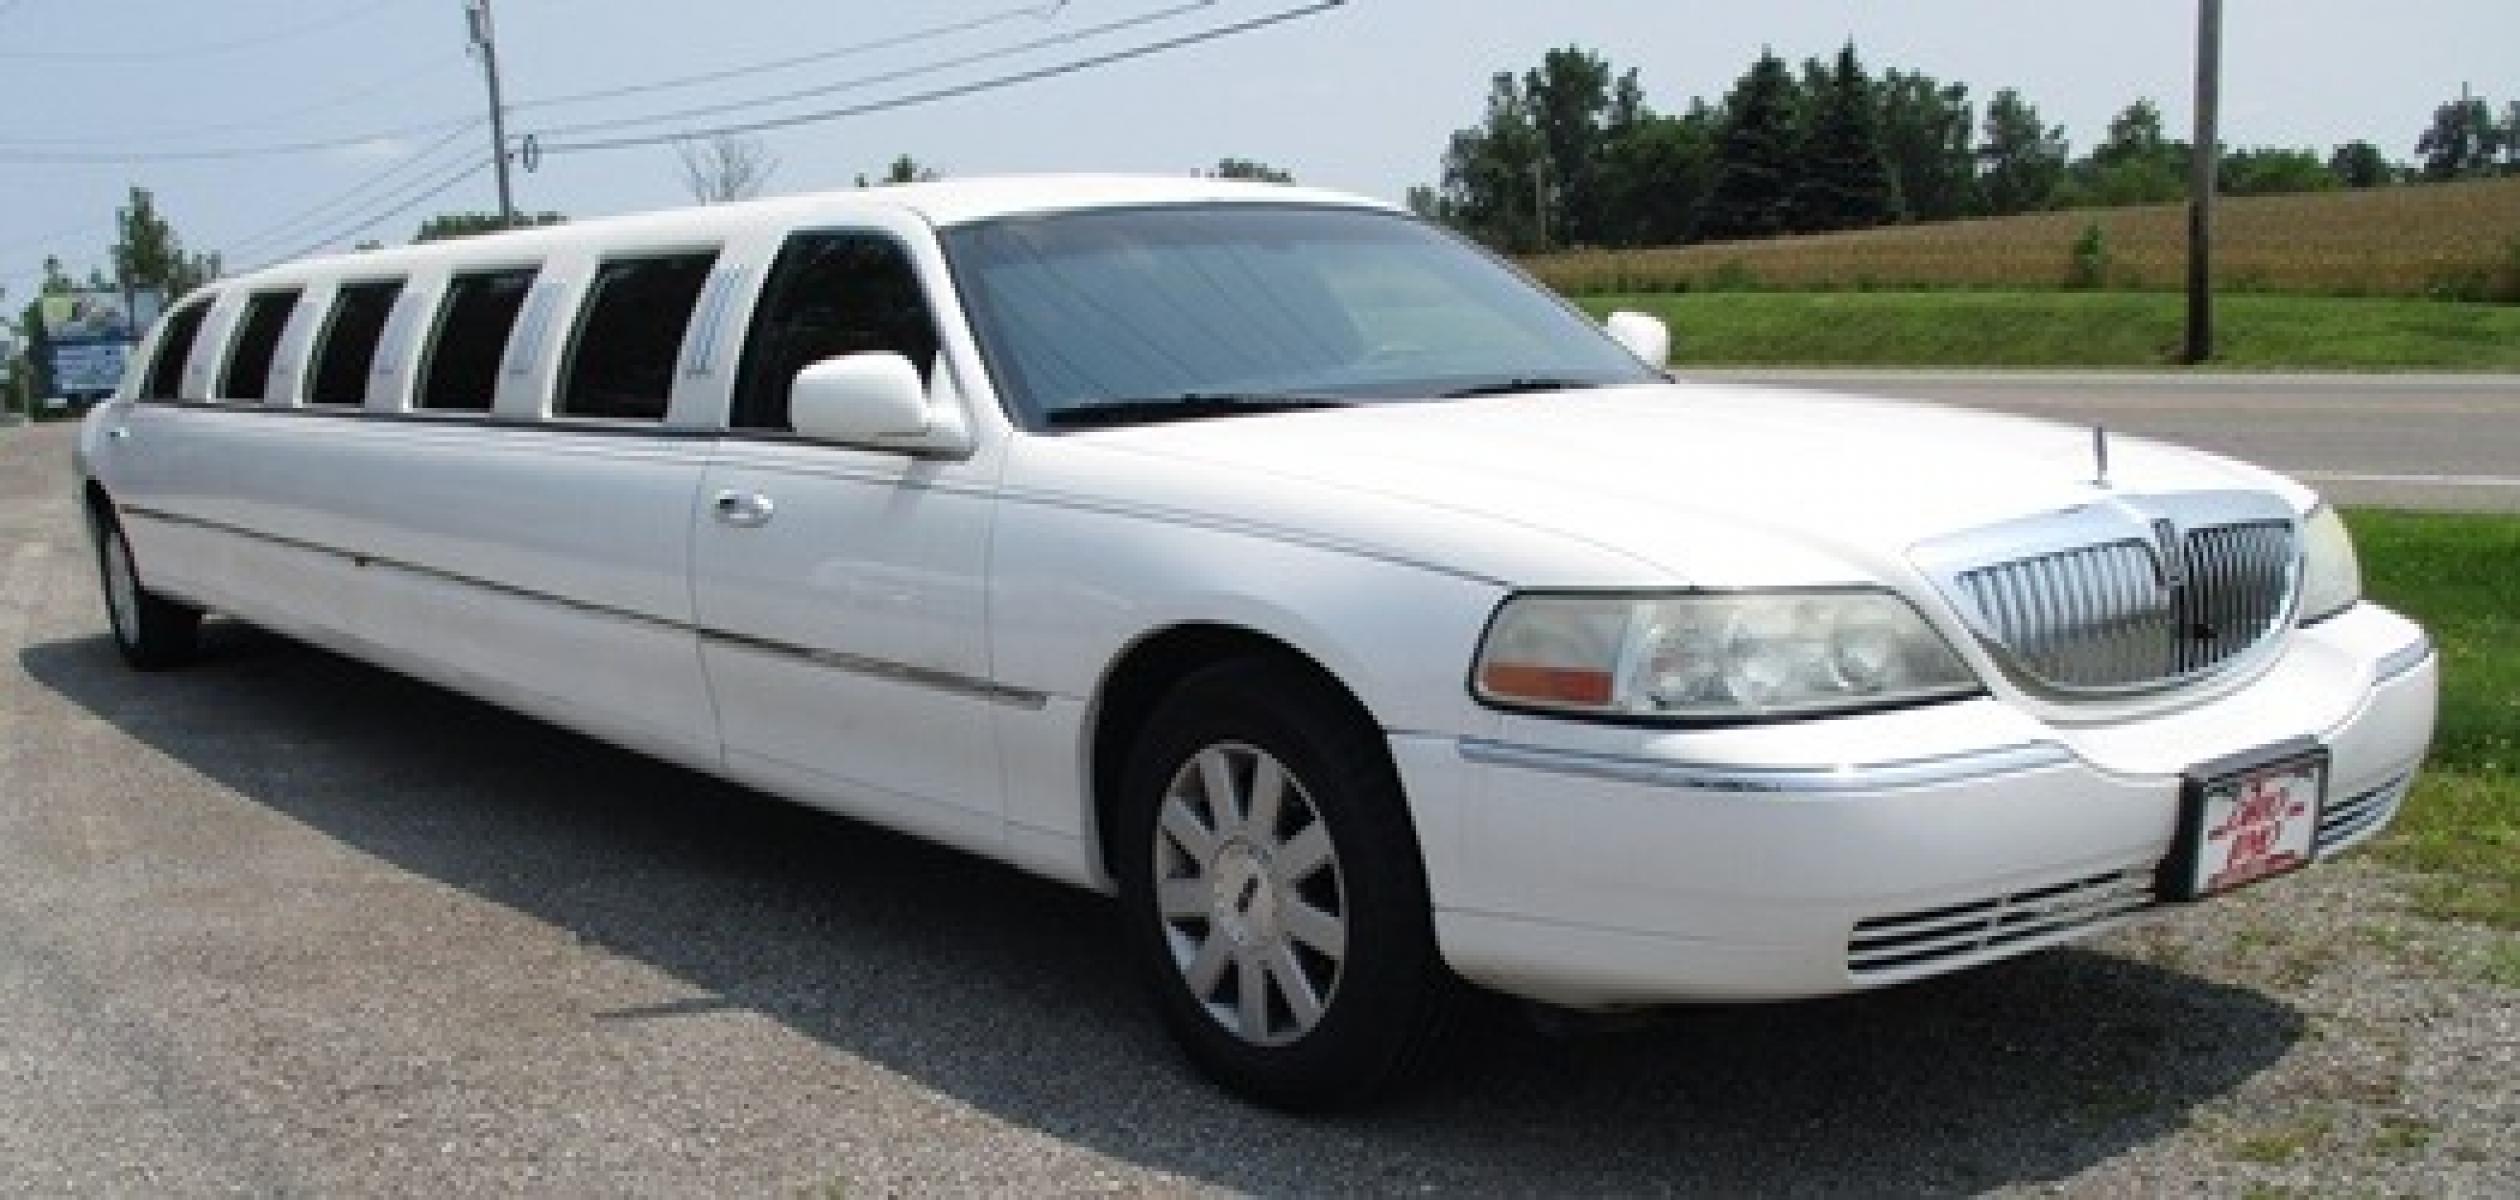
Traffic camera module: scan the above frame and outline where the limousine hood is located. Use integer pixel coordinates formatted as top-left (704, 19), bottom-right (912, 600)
top-left (1022, 381), bottom-right (2312, 589)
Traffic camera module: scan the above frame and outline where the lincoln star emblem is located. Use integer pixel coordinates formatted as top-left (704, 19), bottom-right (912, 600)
top-left (2152, 518), bottom-right (2187, 589)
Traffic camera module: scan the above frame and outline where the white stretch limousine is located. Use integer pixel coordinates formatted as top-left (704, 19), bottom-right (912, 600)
top-left (76, 177), bottom-right (2435, 1109)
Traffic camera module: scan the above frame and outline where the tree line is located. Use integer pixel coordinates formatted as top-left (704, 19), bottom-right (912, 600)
top-left (1408, 45), bottom-right (2520, 253)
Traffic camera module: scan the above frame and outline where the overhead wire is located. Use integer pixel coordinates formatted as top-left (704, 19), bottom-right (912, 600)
top-left (0, 112), bottom-right (480, 165)
top-left (510, 0), bottom-right (1077, 113)
top-left (0, 0), bottom-right (402, 63)
top-left (526, 0), bottom-right (1215, 141)
top-left (537, 0), bottom-right (1347, 155)
top-left (0, 53), bottom-right (467, 149)
top-left (251, 159), bottom-right (493, 269)
top-left (221, 122), bottom-right (486, 259)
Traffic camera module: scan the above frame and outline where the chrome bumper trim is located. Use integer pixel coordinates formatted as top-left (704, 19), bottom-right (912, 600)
top-left (1456, 737), bottom-right (2077, 795)
top-left (2373, 634), bottom-right (2434, 686)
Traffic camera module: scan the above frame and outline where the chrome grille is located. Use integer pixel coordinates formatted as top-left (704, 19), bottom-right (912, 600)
top-left (1954, 519), bottom-right (2295, 692)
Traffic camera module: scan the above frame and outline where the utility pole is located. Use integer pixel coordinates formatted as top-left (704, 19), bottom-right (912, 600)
top-left (464, 0), bottom-right (517, 226)
top-left (2184, 0), bottom-right (2222, 364)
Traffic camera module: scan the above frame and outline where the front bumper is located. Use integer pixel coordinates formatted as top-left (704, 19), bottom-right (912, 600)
top-left (1390, 602), bottom-right (2436, 1010)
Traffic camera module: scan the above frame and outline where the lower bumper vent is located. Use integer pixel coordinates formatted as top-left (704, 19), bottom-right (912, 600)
top-left (1849, 869), bottom-right (2154, 980)
top-left (2317, 770), bottom-right (2413, 856)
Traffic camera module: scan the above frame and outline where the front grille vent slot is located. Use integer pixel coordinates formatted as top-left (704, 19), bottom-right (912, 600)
top-left (1849, 869), bottom-right (2154, 979)
top-left (1955, 519), bottom-right (2294, 692)
top-left (2317, 771), bottom-right (2413, 855)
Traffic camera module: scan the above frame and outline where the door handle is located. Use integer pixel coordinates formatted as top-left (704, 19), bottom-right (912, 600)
top-left (710, 489), bottom-right (775, 528)
top-left (107, 427), bottom-right (132, 441)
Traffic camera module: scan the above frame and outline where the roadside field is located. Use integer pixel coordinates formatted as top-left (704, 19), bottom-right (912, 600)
top-left (1572, 291), bottom-right (2520, 370)
top-left (1531, 176), bottom-right (2520, 299)
top-left (2353, 509), bottom-right (2520, 930)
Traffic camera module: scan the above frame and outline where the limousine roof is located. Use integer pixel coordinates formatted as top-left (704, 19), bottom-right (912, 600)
top-left (238, 174), bottom-right (1401, 290)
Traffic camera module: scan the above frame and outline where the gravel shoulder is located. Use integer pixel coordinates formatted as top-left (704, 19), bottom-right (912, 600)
top-left (2, 422), bottom-right (2512, 1195)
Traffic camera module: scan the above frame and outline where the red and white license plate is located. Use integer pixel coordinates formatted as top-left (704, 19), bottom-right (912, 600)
top-left (2166, 744), bottom-right (2327, 900)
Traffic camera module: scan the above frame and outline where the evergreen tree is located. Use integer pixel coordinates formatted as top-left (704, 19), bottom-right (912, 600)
top-left (1877, 69), bottom-right (1979, 222)
top-left (1207, 158), bottom-right (1295, 183)
top-left (1977, 89), bottom-right (2069, 215)
top-left (1791, 44), bottom-right (1895, 232)
top-left (1700, 51), bottom-right (1804, 241)
top-left (2416, 91), bottom-right (2499, 179)
top-left (2327, 140), bottom-right (2394, 188)
top-left (1598, 105), bottom-right (1717, 246)
top-left (1521, 47), bottom-right (1618, 246)
top-left (1437, 72), bottom-right (1547, 251)
top-left (111, 188), bottom-right (221, 301)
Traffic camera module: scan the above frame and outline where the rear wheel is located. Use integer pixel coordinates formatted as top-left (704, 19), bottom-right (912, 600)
top-left (94, 510), bottom-right (201, 670)
top-left (1116, 657), bottom-right (1455, 1110)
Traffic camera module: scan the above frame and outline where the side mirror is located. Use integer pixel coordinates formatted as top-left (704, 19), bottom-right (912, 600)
top-left (1603, 310), bottom-right (1671, 369)
top-left (790, 352), bottom-right (930, 444)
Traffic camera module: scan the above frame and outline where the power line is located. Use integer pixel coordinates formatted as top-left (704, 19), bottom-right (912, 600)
top-left (528, 0), bottom-right (1213, 141)
top-left (0, 112), bottom-right (477, 165)
top-left (0, 0), bottom-right (402, 63)
top-left (251, 160), bottom-right (493, 270)
top-left (539, 0), bottom-right (1347, 155)
top-left (0, 53), bottom-right (464, 149)
top-left (511, 0), bottom-right (1077, 114)
top-left (221, 123), bottom-right (486, 258)
top-left (0, 215), bottom-right (111, 260)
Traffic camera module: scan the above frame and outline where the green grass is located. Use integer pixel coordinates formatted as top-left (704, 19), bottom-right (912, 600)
top-left (2351, 510), bottom-right (2520, 929)
top-left (1572, 291), bottom-right (2520, 370)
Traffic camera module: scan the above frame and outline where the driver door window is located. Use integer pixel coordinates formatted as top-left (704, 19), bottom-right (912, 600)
top-left (729, 232), bottom-right (941, 433)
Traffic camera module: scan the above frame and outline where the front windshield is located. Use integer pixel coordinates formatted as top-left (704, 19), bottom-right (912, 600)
top-left (940, 204), bottom-right (1659, 428)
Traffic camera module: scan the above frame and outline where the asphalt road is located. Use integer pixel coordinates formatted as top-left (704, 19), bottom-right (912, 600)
top-left (0, 416), bottom-right (2503, 1194)
top-left (1695, 370), bottom-right (2520, 513)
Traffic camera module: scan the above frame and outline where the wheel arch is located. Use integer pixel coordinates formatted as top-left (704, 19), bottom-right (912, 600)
top-left (1083, 622), bottom-right (1403, 890)
top-left (81, 479), bottom-right (117, 543)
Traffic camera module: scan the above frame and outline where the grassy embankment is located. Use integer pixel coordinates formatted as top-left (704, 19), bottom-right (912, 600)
top-left (2353, 510), bottom-right (2520, 930)
top-left (1545, 176), bottom-right (2520, 369)
top-left (1570, 291), bottom-right (2520, 370)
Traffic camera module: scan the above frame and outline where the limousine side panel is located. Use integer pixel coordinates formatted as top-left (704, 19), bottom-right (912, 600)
top-left (94, 409), bottom-right (721, 765)
top-left (692, 437), bottom-right (1008, 853)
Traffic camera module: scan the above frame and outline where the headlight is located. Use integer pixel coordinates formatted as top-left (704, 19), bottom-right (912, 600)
top-left (1472, 589), bottom-right (1978, 721)
top-left (2298, 503), bottom-right (2361, 624)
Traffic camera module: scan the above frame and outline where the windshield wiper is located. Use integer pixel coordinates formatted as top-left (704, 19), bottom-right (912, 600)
top-left (1438, 377), bottom-right (1603, 399)
top-left (1044, 393), bottom-right (1353, 429)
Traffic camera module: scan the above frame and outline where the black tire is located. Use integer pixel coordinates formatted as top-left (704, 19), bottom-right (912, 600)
top-left (94, 508), bottom-right (202, 671)
top-left (1115, 656), bottom-right (1456, 1110)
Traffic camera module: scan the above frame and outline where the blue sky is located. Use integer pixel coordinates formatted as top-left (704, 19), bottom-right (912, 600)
top-left (3, 0), bottom-right (2513, 301)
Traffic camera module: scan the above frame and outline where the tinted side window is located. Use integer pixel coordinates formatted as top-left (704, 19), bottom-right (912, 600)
top-left (144, 299), bottom-right (213, 399)
top-left (309, 280), bottom-right (404, 406)
top-left (731, 233), bottom-right (940, 432)
top-left (419, 267), bottom-right (537, 411)
top-left (219, 290), bottom-right (301, 401)
top-left (558, 251), bottom-right (717, 421)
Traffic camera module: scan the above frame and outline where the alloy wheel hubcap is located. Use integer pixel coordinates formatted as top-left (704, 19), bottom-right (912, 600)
top-left (1153, 742), bottom-right (1347, 1046)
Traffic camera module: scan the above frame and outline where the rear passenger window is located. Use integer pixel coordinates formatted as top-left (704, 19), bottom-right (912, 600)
top-left (419, 267), bottom-right (537, 411)
top-left (731, 233), bottom-right (940, 432)
top-left (559, 251), bottom-right (717, 421)
top-left (143, 299), bottom-right (213, 400)
top-left (308, 280), bottom-right (403, 406)
top-left (219, 289), bottom-right (300, 401)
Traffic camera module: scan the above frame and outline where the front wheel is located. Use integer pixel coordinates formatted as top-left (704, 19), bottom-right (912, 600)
top-left (1116, 658), bottom-right (1455, 1110)
top-left (95, 511), bottom-right (201, 670)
